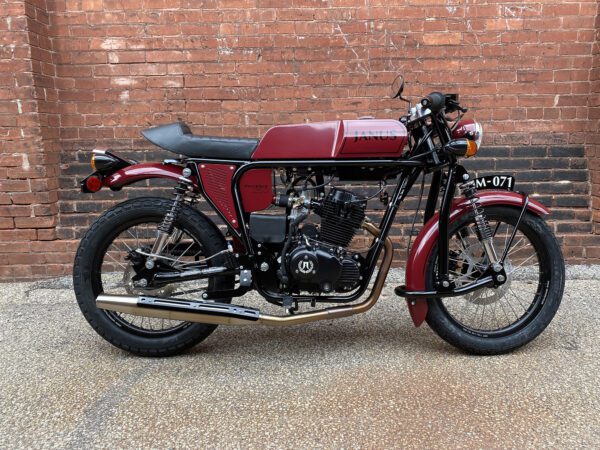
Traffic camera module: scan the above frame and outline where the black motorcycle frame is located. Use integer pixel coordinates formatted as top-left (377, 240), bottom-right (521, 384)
top-left (181, 152), bottom-right (481, 307)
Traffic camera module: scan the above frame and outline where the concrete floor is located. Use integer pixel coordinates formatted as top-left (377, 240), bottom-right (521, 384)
top-left (1, 267), bottom-right (599, 449)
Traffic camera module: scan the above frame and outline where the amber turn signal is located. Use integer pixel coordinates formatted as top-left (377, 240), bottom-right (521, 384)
top-left (465, 139), bottom-right (478, 157)
top-left (91, 151), bottom-right (120, 173)
top-left (444, 138), bottom-right (478, 158)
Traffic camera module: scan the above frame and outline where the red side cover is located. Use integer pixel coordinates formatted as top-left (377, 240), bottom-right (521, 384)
top-left (239, 169), bottom-right (273, 212)
top-left (198, 163), bottom-right (240, 229)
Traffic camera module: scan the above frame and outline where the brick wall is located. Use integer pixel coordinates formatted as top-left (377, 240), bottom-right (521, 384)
top-left (1, 0), bottom-right (64, 279)
top-left (1, 0), bottom-right (599, 280)
top-left (589, 3), bottom-right (600, 245)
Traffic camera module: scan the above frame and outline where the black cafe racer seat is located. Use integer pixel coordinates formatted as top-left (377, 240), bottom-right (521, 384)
top-left (141, 122), bottom-right (259, 160)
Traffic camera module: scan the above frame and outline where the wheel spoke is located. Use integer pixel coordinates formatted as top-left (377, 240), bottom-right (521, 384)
top-left (505, 236), bottom-right (524, 256)
top-left (498, 298), bottom-right (512, 323)
top-left (104, 252), bottom-right (127, 269)
top-left (479, 304), bottom-right (486, 329)
top-left (510, 252), bottom-right (537, 271)
top-left (508, 286), bottom-right (528, 311)
top-left (173, 240), bottom-right (196, 266)
top-left (504, 295), bottom-right (521, 320)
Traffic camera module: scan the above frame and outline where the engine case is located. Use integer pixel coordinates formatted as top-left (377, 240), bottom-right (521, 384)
top-left (287, 244), bottom-right (361, 293)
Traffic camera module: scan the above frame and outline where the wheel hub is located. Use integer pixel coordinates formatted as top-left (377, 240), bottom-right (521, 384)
top-left (122, 264), bottom-right (177, 297)
top-left (452, 243), bottom-right (513, 306)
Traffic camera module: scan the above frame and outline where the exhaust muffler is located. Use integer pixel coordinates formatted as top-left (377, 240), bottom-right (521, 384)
top-left (96, 222), bottom-right (393, 327)
top-left (96, 294), bottom-right (261, 326)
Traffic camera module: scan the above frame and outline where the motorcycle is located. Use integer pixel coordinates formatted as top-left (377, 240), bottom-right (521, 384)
top-left (73, 76), bottom-right (565, 356)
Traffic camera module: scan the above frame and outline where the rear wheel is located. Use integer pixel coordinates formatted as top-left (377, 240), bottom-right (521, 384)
top-left (425, 206), bottom-right (565, 355)
top-left (73, 197), bottom-right (234, 356)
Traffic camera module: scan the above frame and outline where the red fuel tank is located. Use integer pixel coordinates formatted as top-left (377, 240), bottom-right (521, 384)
top-left (252, 119), bottom-right (408, 160)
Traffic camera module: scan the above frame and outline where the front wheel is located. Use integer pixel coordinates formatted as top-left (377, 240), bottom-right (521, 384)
top-left (425, 206), bottom-right (565, 355)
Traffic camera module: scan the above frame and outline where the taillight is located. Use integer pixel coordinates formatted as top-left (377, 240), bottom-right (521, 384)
top-left (85, 175), bottom-right (103, 192)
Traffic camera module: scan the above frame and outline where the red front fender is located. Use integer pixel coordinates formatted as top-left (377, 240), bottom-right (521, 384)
top-left (103, 163), bottom-right (198, 190)
top-left (405, 191), bottom-right (550, 327)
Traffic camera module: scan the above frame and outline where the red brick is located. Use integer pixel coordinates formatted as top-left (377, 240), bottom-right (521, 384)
top-left (14, 215), bottom-right (57, 229)
top-left (5, 253), bottom-right (47, 265)
top-left (0, 229), bottom-right (37, 241)
top-left (0, 155), bottom-right (24, 167)
top-left (0, 218), bottom-right (14, 229)
top-left (0, 180), bottom-right (30, 192)
top-left (422, 33), bottom-right (462, 46)
top-left (10, 191), bottom-right (58, 204)
top-left (37, 228), bottom-right (57, 240)
top-left (0, 205), bottom-right (32, 217)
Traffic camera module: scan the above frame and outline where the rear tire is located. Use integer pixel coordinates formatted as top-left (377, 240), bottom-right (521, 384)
top-left (425, 206), bottom-right (565, 355)
top-left (73, 197), bottom-right (234, 356)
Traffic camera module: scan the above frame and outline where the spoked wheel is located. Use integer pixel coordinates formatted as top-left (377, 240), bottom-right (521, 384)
top-left (73, 197), bottom-right (234, 356)
top-left (100, 220), bottom-right (208, 335)
top-left (425, 206), bottom-right (565, 354)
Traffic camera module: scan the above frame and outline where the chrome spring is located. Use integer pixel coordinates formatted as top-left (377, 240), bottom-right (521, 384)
top-left (157, 183), bottom-right (188, 235)
top-left (472, 198), bottom-right (493, 241)
top-left (459, 180), bottom-right (493, 242)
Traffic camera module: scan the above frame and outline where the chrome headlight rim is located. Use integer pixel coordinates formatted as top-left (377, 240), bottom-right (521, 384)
top-left (474, 122), bottom-right (483, 149)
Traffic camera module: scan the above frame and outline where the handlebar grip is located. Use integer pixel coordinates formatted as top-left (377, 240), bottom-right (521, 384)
top-left (421, 92), bottom-right (445, 113)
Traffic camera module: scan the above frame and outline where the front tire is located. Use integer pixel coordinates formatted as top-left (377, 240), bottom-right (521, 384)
top-left (425, 206), bottom-right (565, 355)
top-left (73, 197), bottom-right (234, 356)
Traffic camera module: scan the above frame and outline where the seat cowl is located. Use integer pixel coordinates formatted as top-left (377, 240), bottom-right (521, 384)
top-left (141, 122), bottom-right (259, 160)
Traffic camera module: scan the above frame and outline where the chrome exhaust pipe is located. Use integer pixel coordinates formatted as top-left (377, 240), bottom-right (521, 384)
top-left (96, 294), bottom-right (261, 326)
top-left (96, 222), bottom-right (394, 327)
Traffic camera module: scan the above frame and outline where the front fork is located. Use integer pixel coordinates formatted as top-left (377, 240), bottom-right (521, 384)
top-left (435, 164), bottom-right (505, 290)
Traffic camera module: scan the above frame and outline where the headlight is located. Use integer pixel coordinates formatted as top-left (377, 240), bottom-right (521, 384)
top-left (451, 120), bottom-right (482, 149)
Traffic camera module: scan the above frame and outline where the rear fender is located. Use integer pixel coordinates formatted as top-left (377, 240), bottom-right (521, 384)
top-left (103, 163), bottom-right (198, 190)
top-left (405, 191), bottom-right (549, 327)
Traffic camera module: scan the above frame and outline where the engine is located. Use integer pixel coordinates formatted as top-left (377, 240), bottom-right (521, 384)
top-left (313, 188), bottom-right (366, 247)
top-left (285, 188), bottom-right (366, 293)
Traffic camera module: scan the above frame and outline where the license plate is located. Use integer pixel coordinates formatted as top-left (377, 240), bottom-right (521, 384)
top-left (474, 175), bottom-right (515, 191)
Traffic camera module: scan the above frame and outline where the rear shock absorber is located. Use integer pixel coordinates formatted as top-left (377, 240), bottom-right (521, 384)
top-left (459, 174), bottom-right (501, 269)
top-left (148, 177), bottom-right (193, 266)
top-left (158, 183), bottom-right (187, 235)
